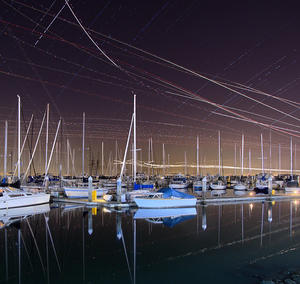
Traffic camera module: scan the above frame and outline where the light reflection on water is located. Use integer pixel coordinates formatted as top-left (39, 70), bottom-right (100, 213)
top-left (0, 200), bottom-right (300, 283)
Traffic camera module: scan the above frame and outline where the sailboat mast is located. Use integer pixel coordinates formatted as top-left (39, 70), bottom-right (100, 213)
top-left (148, 138), bottom-right (150, 177)
top-left (45, 103), bottom-right (49, 176)
top-left (196, 136), bottom-right (199, 176)
top-left (261, 133), bottom-right (264, 174)
top-left (162, 143), bottom-right (165, 176)
top-left (290, 137), bottom-right (293, 178)
top-left (241, 134), bottom-right (244, 176)
top-left (184, 151), bottom-right (187, 176)
top-left (17, 95), bottom-right (21, 180)
top-left (82, 112), bottom-right (85, 177)
top-left (4, 120), bottom-right (7, 178)
top-left (101, 141), bottom-right (104, 175)
top-left (67, 139), bottom-right (70, 176)
top-left (248, 148), bottom-right (251, 175)
top-left (278, 144), bottom-right (281, 174)
top-left (133, 94), bottom-right (137, 182)
top-left (234, 143), bottom-right (237, 175)
top-left (218, 131), bottom-right (221, 176)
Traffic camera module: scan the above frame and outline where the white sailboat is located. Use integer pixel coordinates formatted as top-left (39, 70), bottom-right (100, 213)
top-left (169, 173), bottom-right (189, 189)
top-left (233, 134), bottom-right (247, 191)
top-left (285, 137), bottom-right (300, 192)
top-left (210, 131), bottom-right (226, 194)
top-left (0, 187), bottom-right (50, 209)
top-left (1, 96), bottom-right (51, 209)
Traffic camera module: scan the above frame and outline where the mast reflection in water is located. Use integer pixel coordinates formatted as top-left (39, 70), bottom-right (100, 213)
top-left (0, 201), bottom-right (300, 283)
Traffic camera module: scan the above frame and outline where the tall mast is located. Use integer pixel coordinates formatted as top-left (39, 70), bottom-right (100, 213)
top-left (218, 130), bottom-right (221, 176)
top-left (196, 136), bottom-right (199, 176)
top-left (278, 144), bottom-right (281, 174)
top-left (162, 143), bottom-right (165, 176)
top-left (290, 137), bottom-right (293, 178)
top-left (269, 130), bottom-right (272, 174)
top-left (67, 139), bottom-right (70, 176)
top-left (241, 134), bottom-right (244, 176)
top-left (184, 151), bottom-right (187, 176)
top-left (248, 148), bottom-right (251, 175)
top-left (45, 103), bottom-right (49, 176)
top-left (17, 95), bottom-right (21, 180)
top-left (4, 120), bottom-right (7, 178)
top-left (151, 137), bottom-right (154, 175)
top-left (148, 138), bottom-right (150, 177)
top-left (115, 140), bottom-right (118, 175)
top-left (261, 133), bottom-right (264, 174)
top-left (101, 141), bottom-right (104, 175)
top-left (133, 94), bottom-right (137, 182)
top-left (82, 112), bottom-right (85, 177)
top-left (234, 143), bottom-right (237, 175)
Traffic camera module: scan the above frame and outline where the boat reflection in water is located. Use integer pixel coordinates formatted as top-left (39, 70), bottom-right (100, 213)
top-left (134, 207), bottom-right (197, 227)
top-left (1, 200), bottom-right (300, 284)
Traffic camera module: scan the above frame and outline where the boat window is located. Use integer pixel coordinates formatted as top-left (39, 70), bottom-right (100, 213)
top-left (26, 193), bottom-right (32, 196)
top-left (8, 194), bottom-right (24, 197)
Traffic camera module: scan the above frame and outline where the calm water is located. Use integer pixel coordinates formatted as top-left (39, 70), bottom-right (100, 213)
top-left (1, 200), bottom-right (300, 284)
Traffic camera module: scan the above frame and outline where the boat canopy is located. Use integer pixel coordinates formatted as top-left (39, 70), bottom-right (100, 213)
top-left (158, 188), bottom-right (195, 199)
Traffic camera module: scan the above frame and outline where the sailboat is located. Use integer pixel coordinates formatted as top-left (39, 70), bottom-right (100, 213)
top-left (233, 134), bottom-right (248, 191)
top-left (0, 96), bottom-right (50, 209)
top-left (210, 131), bottom-right (226, 194)
top-left (255, 134), bottom-right (269, 193)
top-left (169, 173), bottom-right (189, 190)
top-left (285, 138), bottom-right (300, 192)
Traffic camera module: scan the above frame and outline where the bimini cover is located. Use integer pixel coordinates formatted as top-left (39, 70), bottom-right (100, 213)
top-left (158, 188), bottom-right (195, 199)
top-left (163, 215), bottom-right (196, 228)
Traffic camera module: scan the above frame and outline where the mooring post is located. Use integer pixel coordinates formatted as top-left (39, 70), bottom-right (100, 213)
top-left (88, 176), bottom-right (93, 202)
top-left (202, 176), bottom-right (207, 201)
top-left (45, 175), bottom-right (49, 193)
top-left (268, 176), bottom-right (272, 196)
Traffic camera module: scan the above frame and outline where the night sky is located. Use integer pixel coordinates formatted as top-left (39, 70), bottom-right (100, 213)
top-left (1, 0), bottom-right (300, 175)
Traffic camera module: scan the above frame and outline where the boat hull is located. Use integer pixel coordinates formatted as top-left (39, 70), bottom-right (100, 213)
top-left (64, 187), bottom-right (108, 198)
top-left (285, 187), bottom-right (300, 192)
top-left (0, 193), bottom-right (50, 210)
top-left (134, 197), bottom-right (196, 208)
top-left (233, 184), bottom-right (247, 191)
top-left (169, 183), bottom-right (189, 189)
top-left (210, 184), bottom-right (227, 190)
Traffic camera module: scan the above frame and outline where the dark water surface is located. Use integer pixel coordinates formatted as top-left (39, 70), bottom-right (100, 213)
top-left (1, 200), bottom-right (300, 284)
